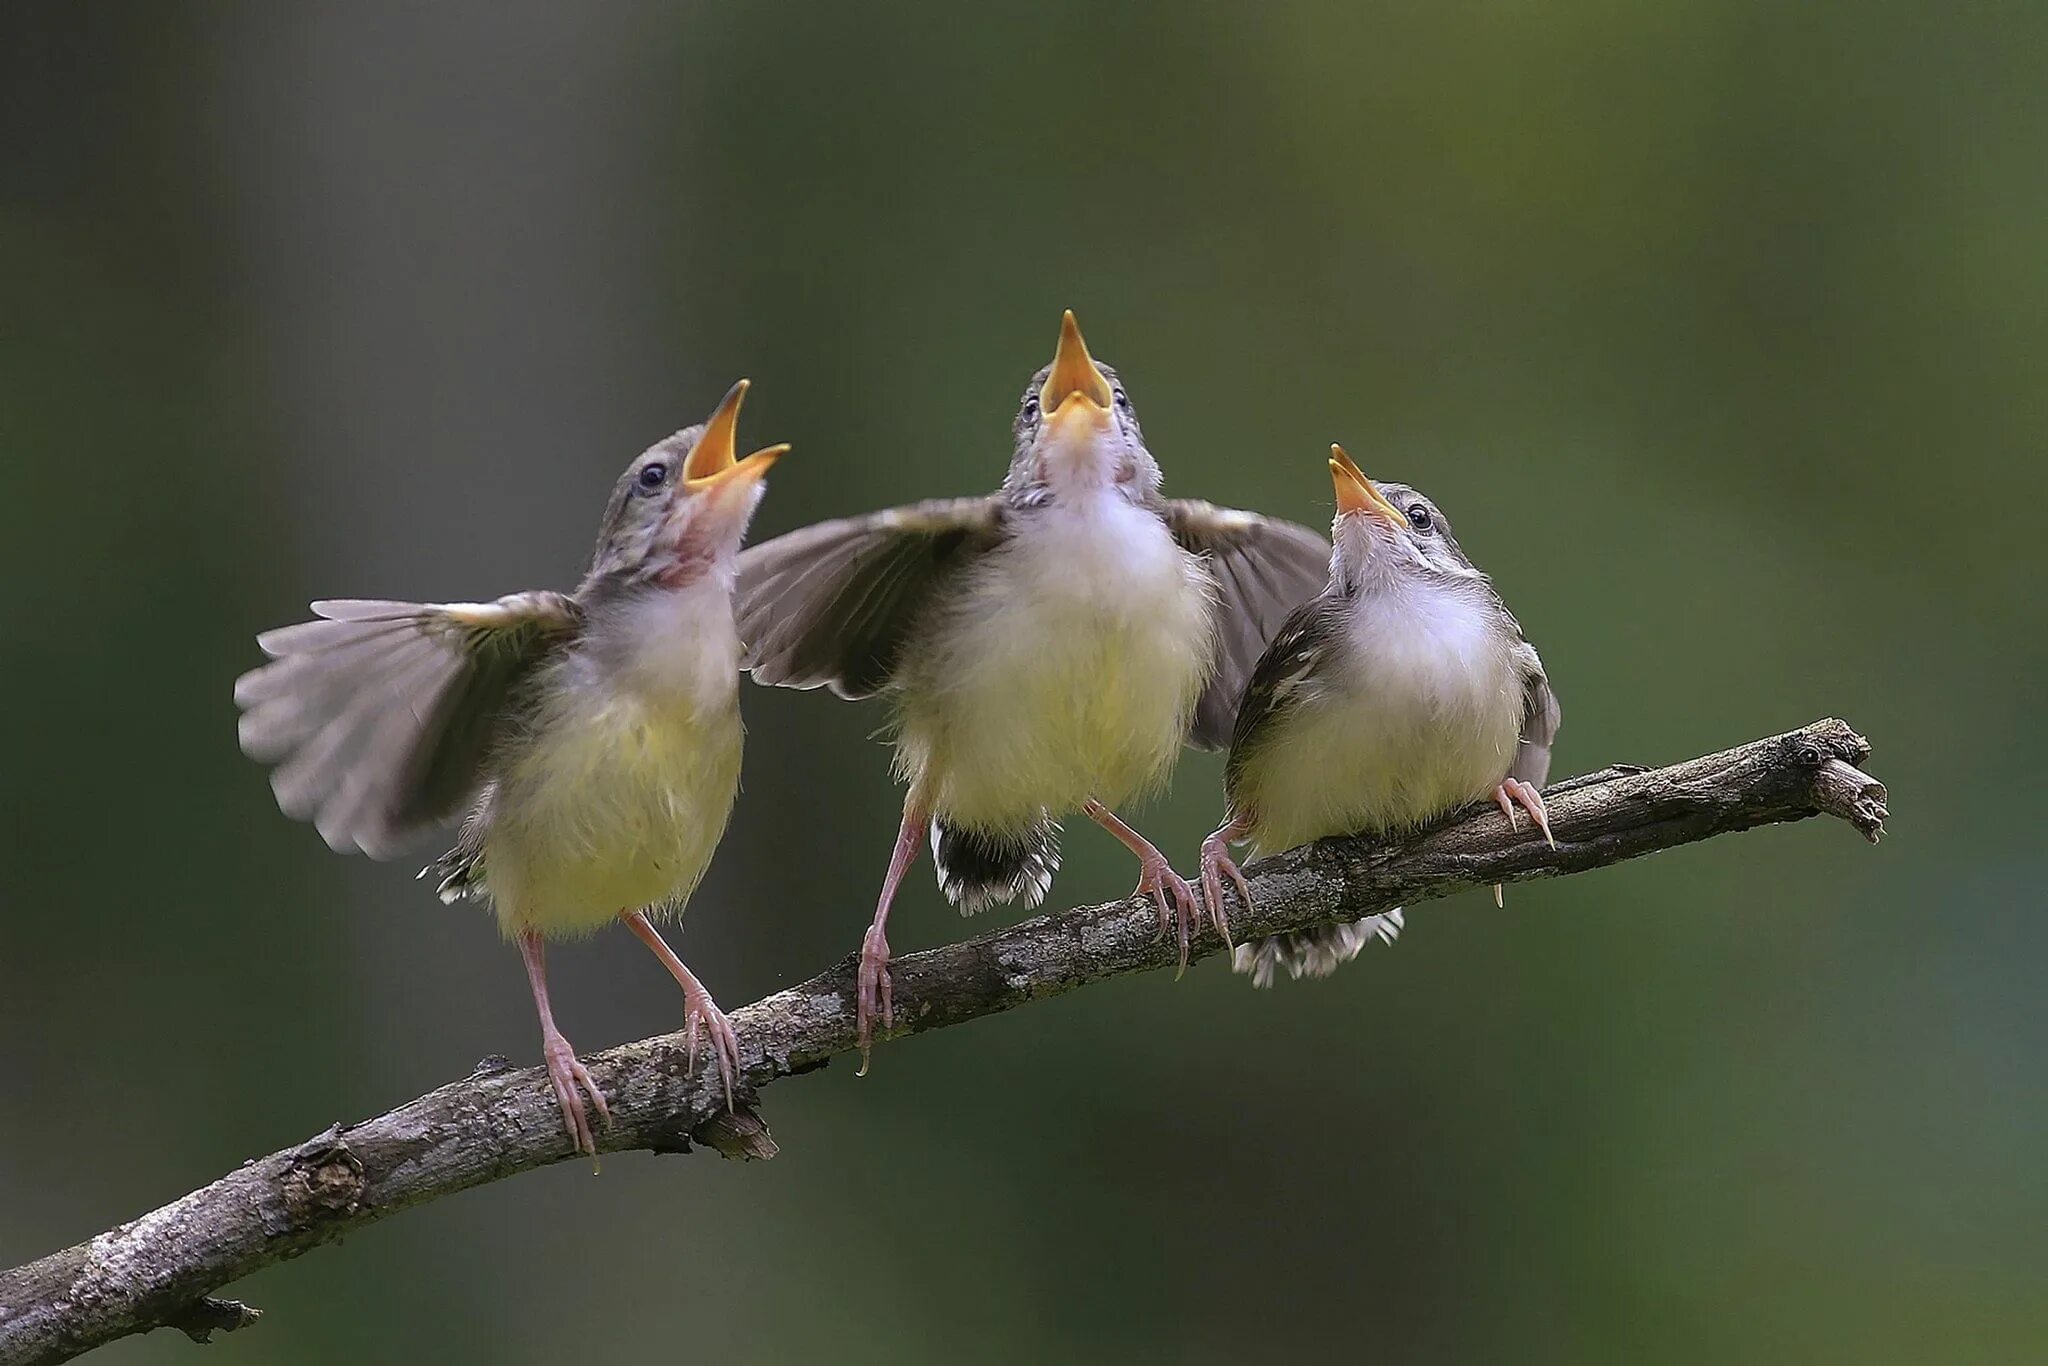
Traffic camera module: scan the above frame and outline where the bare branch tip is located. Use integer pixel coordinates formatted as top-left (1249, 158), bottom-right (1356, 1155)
top-left (1810, 756), bottom-right (1890, 843)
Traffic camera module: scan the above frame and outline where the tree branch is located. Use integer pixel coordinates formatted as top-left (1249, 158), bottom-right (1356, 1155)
top-left (0, 718), bottom-right (1886, 1366)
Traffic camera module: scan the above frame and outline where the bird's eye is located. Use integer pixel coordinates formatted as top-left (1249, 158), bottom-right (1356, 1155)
top-left (1022, 395), bottom-right (1041, 423)
top-left (1406, 504), bottom-right (1433, 532)
top-left (1112, 388), bottom-right (1129, 410)
top-left (638, 463), bottom-right (668, 490)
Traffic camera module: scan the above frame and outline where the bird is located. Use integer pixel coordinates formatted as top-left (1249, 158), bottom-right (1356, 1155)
top-left (233, 381), bottom-right (787, 1155)
top-left (1199, 445), bottom-right (1560, 987)
top-left (735, 310), bottom-right (1330, 1066)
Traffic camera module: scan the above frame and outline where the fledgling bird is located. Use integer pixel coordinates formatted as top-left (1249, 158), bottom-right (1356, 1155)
top-left (234, 382), bottom-right (787, 1154)
top-left (1200, 446), bottom-right (1561, 986)
top-left (735, 312), bottom-right (1328, 1064)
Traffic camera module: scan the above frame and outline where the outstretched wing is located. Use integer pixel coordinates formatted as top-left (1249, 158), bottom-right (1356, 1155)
top-left (1163, 501), bottom-right (1332, 750)
top-left (234, 592), bottom-right (580, 857)
top-left (735, 497), bottom-right (1006, 699)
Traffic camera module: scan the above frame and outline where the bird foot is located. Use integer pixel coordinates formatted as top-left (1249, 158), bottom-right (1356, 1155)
top-left (541, 1030), bottom-right (611, 1159)
top-left (1494, 777), bottom-right (1556, 850)
top-left (1198, 833), bottom-right (1253, 944)
top-left (681, 983), bottom-right (741, 1112)
top-left (855, 922), bottom-right (893, 1076)
top-left (1137, 854), bottom-right (1210, 979)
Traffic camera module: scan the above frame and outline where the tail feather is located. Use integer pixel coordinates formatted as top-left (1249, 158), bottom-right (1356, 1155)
top-left (423, 852), bottom-right (484, 904)
top-left (420, 790), bottom-right (492, 904)
top-left (931, 818), bottom-right (1060, 915)
top-left (1231, 910), bottom-right (1404, 988)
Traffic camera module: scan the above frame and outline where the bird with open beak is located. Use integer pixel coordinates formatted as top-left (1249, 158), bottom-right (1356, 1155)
top-left (235, 382), bottom-right (788, 1154)
top-left (1201, 446), bottom-right (1560, 986)
top-left (736, 312), bottom-right (1329, 1066)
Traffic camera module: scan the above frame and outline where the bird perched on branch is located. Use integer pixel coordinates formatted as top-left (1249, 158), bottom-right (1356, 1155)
top-left (1201, 445), bottom-right (1560, 986)
top-left (234, 382), bottom-right (787, 1154)
top-left (736, 311), bottom-right (1328, 1065)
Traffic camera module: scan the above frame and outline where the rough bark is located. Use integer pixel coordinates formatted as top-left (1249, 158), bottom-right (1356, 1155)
top-left (0, 718), bottom-right (1886, 1366)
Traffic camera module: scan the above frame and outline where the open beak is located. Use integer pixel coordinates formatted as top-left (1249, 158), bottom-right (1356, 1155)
top-left (684, 379), bottom-right (789, 492)
top-left (1039, 309), bottom-right (1114, 428)
top-left (1329, 444), bottom-right (1406, 530)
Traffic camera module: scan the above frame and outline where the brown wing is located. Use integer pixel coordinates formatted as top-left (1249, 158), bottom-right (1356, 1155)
top-left (1220, 593), bottom-right (1346, 802)
top-left (1163, 500), bottom-right (1332, 750)
top-left (735, 497), bottom-right (1006, 699)
top-left (234, 593), bottom-right (579, 857)
top-left (1510, 649), bottom-right (1561, 787)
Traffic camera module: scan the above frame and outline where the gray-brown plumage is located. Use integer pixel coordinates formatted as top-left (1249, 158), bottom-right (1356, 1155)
top-left (238, 592), bottom-right (581, 859)
top-left (235, 382), bottom-right (787, 1154)
top-left (734, 312), bottom-right (1328, 1064)
top-left (1201, 446), bottom-right (1560, 986)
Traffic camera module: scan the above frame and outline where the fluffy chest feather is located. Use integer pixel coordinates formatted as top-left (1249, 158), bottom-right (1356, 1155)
top-left (482, 579), bottom-right (745, 934)
top-left (597, 574), bottom-right (744, 709)
top-left (1240, 576), bottom-right (1523, 854)
top-left (898, 495), bottom-right (1216, 826)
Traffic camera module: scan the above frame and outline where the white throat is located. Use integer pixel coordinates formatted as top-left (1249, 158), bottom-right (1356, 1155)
top-left (596, 574), bottom-right (742, 711)
top-left (1033, 418), bottom-right (1121, 496)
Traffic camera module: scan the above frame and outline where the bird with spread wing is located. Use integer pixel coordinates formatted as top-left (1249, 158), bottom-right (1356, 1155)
top-left (235, 383), bottom-right (787, 1155)
top-left (735, 312), bottom-right (1329, 1066)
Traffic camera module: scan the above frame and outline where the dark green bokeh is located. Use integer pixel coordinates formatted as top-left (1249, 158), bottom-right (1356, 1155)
top-left (3, 4), bottom-right (2042, 1361)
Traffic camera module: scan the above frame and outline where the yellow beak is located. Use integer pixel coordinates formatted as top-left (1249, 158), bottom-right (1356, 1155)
top-left (1039, 309), bottom-right (1114, 420)
top-left (1329, 444), bottom-right (1406, 529)
top-left (684, 379), bottom-right (789, 490)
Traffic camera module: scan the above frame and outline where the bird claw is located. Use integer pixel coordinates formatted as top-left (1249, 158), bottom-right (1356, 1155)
top-left (1198, 834), bottom-right (1252, 948)
top-left (1495, 778), bottom-right (1556, 850)
top-left (1137, 855), bottom-right (1207, 978)
top-left (541, 1032), bottom-right (611, 1160)
top-left (855, 923), bottom-right (893, 1076)
top-left (682, 986), bottom-right (740, 1113)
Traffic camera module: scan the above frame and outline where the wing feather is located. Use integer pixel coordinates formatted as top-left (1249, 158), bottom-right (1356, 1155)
top-left (1510, 654), bottom-right (1561, 788)
top-left (735, 497), bottom-right (1004, 699)
top-left (1163, 501), bottom-right (1332, 750)
top-left (234, 593), bottom-right (579, 857)
top-left (1220, 594), bottom-right (1346, 801)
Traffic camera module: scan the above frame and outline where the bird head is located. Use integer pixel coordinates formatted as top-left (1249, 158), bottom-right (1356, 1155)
top-left (1327, 445), bottom-right (1478, 588)
top-left (1006, 310), bottom-right (1159, 500)
top-left (589, 380), bottom-right (789, 588)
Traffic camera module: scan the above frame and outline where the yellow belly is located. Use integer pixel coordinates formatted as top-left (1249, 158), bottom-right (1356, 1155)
top-left (895, 505), bottom-right (1216, 830)
top-left (482, 692), bottom-right (742, 937)
top-left (1240, 699), bottom-right (1520, 857)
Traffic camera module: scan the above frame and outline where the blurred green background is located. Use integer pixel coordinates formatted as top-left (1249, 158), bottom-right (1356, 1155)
top-left (3, 4), bottom-right (2043, 1362)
